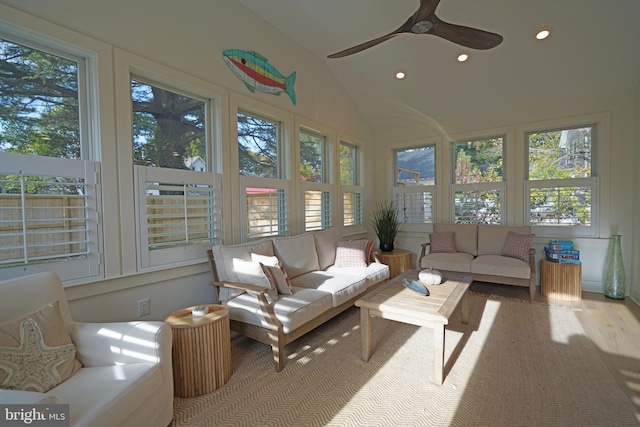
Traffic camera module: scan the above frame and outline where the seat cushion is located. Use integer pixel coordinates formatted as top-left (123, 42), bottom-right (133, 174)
top-left (291, 271), bottom-right (367, 307)
top-left (226, 289), bottom-right (332, 334)
top-left (471, 254), bottom-right (532, 279)
top-left (325, 262), bottom-right (389, 286)
top-left (420, 252), bottom-right (474, 273)
top-left (47, 363), bottom-right (161, 427)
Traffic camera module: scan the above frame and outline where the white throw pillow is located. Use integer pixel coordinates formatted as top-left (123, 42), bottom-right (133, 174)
top-left (251, 253), bottom-right (293, 295)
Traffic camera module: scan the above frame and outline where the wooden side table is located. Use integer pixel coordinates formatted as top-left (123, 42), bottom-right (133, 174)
top-left (373, 248), bottom-right (412, 278)
top-left (540, 259), bottom-right (582, 302)
top-left (164, 304), bottom-right (232, 397)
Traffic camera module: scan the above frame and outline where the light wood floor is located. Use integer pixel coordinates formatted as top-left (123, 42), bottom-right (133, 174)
top-left (472, 281), bottom-right (640, 415)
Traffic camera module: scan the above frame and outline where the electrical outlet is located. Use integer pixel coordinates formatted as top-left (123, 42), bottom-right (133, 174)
top-left (138, 298), bottom-right (150, 317)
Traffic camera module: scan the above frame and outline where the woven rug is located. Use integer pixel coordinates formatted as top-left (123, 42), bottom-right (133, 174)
top-left (171, 293), bottom-right (639, 426)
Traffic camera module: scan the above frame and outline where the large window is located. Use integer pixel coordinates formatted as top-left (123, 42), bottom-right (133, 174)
top-left (340, 141), bottom-right (362, 228)
top-left (452, 136), bottom-right (504, 224)
top-left (393, 146), bottom-right (435, 225)
top-left (526, 124), bottom-right (597, 236)
top-left (238, 112), bottom-right (289, 239)
top-left (0, 36), bottom-right (101, 282)
top-left (131, 78), bottom-right (220, 269)
top-left (300, 129), bottom-right (331, 231)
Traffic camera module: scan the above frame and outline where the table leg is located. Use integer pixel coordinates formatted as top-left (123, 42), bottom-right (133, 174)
top-left (360, 307), bottom-right (371, 361)
top-left (433, 324), bottom-right (445, 385)
top-left (461, 290), bottom-right (469, 325)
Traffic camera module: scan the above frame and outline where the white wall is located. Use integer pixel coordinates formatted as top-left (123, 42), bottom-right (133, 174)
top-left (0, 0), bottom-right (375, 321)
top-left (374, 89), bottom-right (638, 296)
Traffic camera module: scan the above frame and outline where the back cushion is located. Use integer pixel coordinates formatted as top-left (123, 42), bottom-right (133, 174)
top-left (477, 225), bottom-right (531, 255)
top-left (313, 227), bottom-right (342, 270)
top-left (433, 223), bottom-right (478, 256)
top-left (211, 239), bottom-right (274, 302)
top-left (273, 233), bottom-right (320, 279)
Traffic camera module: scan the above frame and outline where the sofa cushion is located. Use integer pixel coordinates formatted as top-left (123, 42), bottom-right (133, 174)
top-left (420, 252), bottom-right (475, 273)
top-left (313, 227), bottom-right (342, 270)
top-left (49, 363), bottom-right (161, 427)
top-left (212, 239), bottom-right (275, 302)
top-left (471, 254), bottom-right (532, 279)
top-left (0, 301), bottom-right (83, 393)
top-left (251, 253), bottom-right (293, 295)
top-left (477, 225), bottom-right (531, 256)
top-left (226, 289), bottom-right (332, 334)
top-left (501, 231), bottom-right (535, 262)
top-left (433, 224), bottom-right (478, 256)
top-left (291, 271), bottom-right (367, 307)
top-left (334, 240), bottom-right (369, 268)
top-left (325, 262), bottom-right (389, 286)
top-left (273, 233), bottom-right (320, 279)
top-left (429, 231), bottom-right (457, 253)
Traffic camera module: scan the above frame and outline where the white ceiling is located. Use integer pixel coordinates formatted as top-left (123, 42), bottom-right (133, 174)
top-left (237, 0), bottom-right (640, 132)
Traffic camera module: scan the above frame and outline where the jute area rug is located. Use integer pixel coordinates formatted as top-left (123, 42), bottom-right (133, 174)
top-left (171, 292), bottom-right (639, 427)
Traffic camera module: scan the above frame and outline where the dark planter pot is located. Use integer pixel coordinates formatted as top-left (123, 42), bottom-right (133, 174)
top-left (379, 242), bottom-right (394, 252)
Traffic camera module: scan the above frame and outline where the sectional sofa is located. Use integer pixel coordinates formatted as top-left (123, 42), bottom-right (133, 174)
top-left (207, 228), bottom-right (389, 371)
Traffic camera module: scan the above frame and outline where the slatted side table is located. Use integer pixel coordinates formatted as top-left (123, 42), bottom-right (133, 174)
top-left (164, 304), bottom-right (232, 398)
top-left (540, 259), bottom-right (582, 302)
top-left (373, 248), bottom-right (412, 278)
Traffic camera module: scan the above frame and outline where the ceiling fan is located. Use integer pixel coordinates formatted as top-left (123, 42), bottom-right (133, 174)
top-left (327, 0), bottom-right (503, 59)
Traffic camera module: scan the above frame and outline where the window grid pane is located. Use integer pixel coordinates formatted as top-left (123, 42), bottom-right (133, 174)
top-left (238, 112), bottom-right (279, 178)
top-left (395, 191), bottom-right (433, 224)
top-left (305, 190), bottom-right (331, 231)
top-left (246, 187), bottom-right (287, 239)
top-left (529, 186), bottom-right (591, 227)
top-left (454, 189), bottom-right (502, 224)
top-left (343, 192), bottom-right (362, 226)
top-left (300, 130), bottom-right (325, 183)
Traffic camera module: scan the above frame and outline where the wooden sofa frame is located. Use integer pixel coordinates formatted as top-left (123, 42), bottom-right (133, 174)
top-left (419, 243), bottom-right (537, 300)
top-left (207, 249), bottom-right (385, 372)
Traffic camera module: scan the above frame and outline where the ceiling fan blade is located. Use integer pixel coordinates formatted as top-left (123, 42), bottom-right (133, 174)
top-left (414, 0), bottom-right (441, 22)
top-left (432, 16), bottom-right (503, 50)
top-left (327, 32), bottom-right (403, 58)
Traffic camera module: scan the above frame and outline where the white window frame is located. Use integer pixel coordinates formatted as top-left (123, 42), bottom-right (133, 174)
top-left (524, 122), bottom-right (600, 238)
top-left (300, 128), bottom-right (332, 231)
top-left (0, 153), bottom-right (102, 283)
top-left (450, 136), bottom-right (506, 225)
top-left (339, 140), bottom-right (364, 232)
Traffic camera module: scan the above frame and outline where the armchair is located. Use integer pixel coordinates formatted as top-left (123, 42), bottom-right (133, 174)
top-left (0, 272), bottom-right (173, 427)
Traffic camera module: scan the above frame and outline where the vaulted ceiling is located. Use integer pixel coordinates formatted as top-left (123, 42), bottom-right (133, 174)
top-left (237, 0), bottom-right (640, 131)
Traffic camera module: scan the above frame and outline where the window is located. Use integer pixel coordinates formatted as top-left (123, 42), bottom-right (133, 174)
top-left (131, 78), bottom-right (220, 269)
top-left (340, 141), bottom-right (362, 228)
top-left (300, 129), bottom-right (331, 231)
top-left (238, 112), bottom-right (289, 239)
top-left (452, 136), bottom-right (504, 224)
top-left (526, 124), bottom-right (597, 236)
top-left (393, 146), bottom-right (435, 225)
top-left (0, 36), bottom-right (101, 282)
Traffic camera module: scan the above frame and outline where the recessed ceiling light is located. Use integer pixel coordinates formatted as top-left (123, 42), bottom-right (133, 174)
top-left (535, 27), bottom-right (552, 40)
top-left (395, 70), bottom-right (406, 79)
top-left (457, 53), bottom-right (469, 62)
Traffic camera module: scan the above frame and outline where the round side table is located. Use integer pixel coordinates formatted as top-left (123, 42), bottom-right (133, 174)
top-left (164, 304), bottom-right (232, 398)
top-left (373, 248), bottom-right (412, 278)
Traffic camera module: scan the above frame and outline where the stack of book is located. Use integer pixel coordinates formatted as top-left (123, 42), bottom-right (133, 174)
top-left (544, 240), bottom-right (580, 264)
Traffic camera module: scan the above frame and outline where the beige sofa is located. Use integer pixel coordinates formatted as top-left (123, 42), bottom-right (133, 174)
top-left (0, 272), bottom-right (173, 427)
top-left (207, 228), bottom-right (389, 371)
top-left (419, 224), bottom-right (536, 299)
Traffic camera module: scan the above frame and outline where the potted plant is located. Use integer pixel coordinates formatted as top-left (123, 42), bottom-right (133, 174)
top-left (370, 201), bottom-right (400, 252)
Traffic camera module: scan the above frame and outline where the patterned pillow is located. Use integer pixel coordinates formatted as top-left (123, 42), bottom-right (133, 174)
top-left (233, 260), bottom-right (278, 301)
top-left (0, 301), bottom-right (82, 393)
top-left (501, 231), bottom-right (535, 262)
top-left (429, 232), bottom-right (457, 253)
top-left (365, 240), bottom-right (374, 265)
top-left (334, 240), bottom-right (369, 268)
top-left (251, 253), bottom-right (292, 295)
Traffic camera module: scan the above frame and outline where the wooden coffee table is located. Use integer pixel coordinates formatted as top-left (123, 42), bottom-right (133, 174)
top-left (355, 270), bottom-right (472, 385)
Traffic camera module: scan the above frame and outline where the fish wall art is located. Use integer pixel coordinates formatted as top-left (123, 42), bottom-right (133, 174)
top-left (223, 49), bottom-right (297, 105)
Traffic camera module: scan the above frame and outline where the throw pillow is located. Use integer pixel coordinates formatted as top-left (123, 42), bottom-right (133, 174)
top-left (233, 260), bottom-right (278, 301)
top-left (429, 232), bottom-right (457, 253)
top-left (501, 231), bottom-right (535, 262)
top-left (251, 253), bottom-right (293, 295)
top-left (0, 301), bottom-right (82, 393)
top-left (334, 240), bottom-right (369, 268)
top-left (365, 240), bottom-right (374, 265)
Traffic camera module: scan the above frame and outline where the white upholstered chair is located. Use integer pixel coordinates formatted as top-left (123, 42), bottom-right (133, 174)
top-left (0, 272), bottom-right (173, 427)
